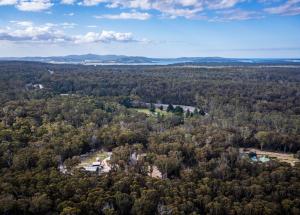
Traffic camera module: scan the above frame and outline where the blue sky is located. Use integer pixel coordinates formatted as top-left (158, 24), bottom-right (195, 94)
top-left (0, 0), bottom-right (300, 58)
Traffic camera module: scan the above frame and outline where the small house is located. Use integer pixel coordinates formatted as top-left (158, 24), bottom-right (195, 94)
top-left (92, 161), bottom-right (101, 166)
top-left (83, 166), bottom-right (99, 172)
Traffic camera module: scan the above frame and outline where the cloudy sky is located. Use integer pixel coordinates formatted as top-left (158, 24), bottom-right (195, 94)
top-left (0, 0), bottom-right (300, 58)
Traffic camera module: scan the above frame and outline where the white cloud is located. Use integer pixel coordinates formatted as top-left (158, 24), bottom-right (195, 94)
top-left (89, 0), bottom-right (300, 19)
top-left (0, 24), bottom-right (66, 42)
top-left (78, 0), bottom-right (300, 19)
top-left (179, 0), bottom-right (199, 7)
top-left (0, 22), bottom-right (141, 44)
top-left (1, 0), bottom-right (298, 20)
top-left (0, 0), bottom-right (17, 5)
top-left (211, 9), bottom-right (264, 21)
top-left (16, 0), bottom-right (53, 11)
top-left (160, 7), bottom-right (204, 19)
top-left (10, 20), bottom-right (33, 26)
top-left (61, 0), bottom-right (76, 4)
top-left (74, 30), bottom-right (136, 43)
top-left (95, 12), bottom-right (151, 20)
top-left (206, 0), bottom-right (243, 10)
top-left (82, 0), bottom-right (246, 19)
top-left (136, 0), bottom-right (202, 18)
top-left (265, 0), bottom-right (300, 16)
top-left (81, 0), bottom-right (107, 6)
top-left (81, 0), bottom-right (204, 18)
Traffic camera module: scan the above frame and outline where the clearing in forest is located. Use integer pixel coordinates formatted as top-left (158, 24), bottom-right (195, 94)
top-left (132, 108), bottom-right (170, 117)
top-left (240, 148), bottom-right (299, 166)
top-left (77, 151), bottom-right (111, 168)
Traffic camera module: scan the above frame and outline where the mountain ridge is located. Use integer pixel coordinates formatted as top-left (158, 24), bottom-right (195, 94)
top-left (1, 54), bottom-right (300, 65)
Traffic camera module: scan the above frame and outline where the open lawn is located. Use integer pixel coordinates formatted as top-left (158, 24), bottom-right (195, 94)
top-left (132, 108), bottom-right (171, 117)
top-left (77, 151), bottom-right (110, 168)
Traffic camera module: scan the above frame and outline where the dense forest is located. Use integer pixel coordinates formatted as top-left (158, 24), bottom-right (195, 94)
top-left (0, 61), bottom-right (300, 214)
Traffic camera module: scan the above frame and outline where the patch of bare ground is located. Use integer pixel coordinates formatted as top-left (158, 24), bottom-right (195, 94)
top-left (240, 148), bottom-right (299, 166)
top-left (148, 166), bottom-right (163, 179)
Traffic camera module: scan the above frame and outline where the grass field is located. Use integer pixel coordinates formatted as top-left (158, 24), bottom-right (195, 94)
top-left (132, 108), bottom-right (171, 117)
top-left (77, 151), bottom-right (109, 168)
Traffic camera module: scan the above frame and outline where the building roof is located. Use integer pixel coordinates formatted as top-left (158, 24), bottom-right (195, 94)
top-left (84, 166), bottom-right (99, 172)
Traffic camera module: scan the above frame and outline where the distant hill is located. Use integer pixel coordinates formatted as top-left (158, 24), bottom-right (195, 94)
top-left (1, 54), bottom-right (299, 65)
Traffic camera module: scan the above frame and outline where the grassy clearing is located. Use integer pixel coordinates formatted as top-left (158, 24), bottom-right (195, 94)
top-left (77, 151), bottom-right (109, 168)
top-left (133, 108), bottom-right (152, 115)
top-left (241, 148), bottom-right (299, 166)
top-left (132, 108), bottom-right (171, 117)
